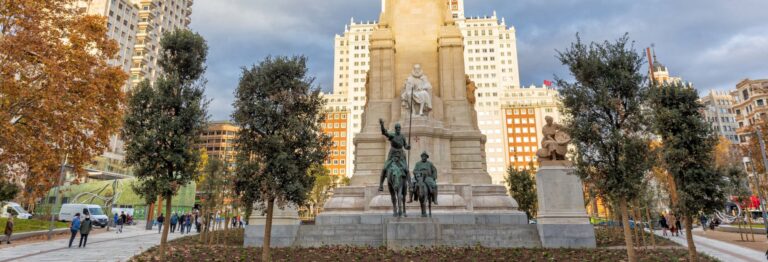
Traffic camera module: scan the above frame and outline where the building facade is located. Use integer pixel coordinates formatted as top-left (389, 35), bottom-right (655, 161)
top-left (320, 91), bottom-right (353, 176)
top-left (501, 85), bottom-right (561, 176)
top-left (200, 121), bottom-right (239, 167)
top-left (75, 0), bottom-right (194, 176)
top-left (700, 90), bottom-right (739, 144)
top-left (328, 1), bottom-right (524, 181)
top-left (731, 79), bottom-right (768, 144)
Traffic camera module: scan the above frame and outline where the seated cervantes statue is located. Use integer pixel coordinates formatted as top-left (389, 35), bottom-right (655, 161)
top-left (401, 64), bottom-right (433, 116)
top-left (536, 116), bottom-right (571, 161)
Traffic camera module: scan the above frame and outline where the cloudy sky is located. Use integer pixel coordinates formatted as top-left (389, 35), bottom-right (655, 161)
top-left (189, 0), bottom-right (768, 120)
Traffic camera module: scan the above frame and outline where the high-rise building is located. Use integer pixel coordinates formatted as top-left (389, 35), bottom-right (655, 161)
top-left (328, 0), bottom-right (522, 181)
top-left (200, 121), bottom-right (239, 167)
top-left (501, 85), bottom-right (561, 177)
top-left (700, 90), bottom-right (739, 144)
top-left (75, 0), bottom-right (194, 176)
top-left (731, 79), bottom-right (768, 144)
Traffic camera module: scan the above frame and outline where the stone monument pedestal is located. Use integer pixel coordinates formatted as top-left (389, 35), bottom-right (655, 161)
top-left (243, 205), bottom-right (301, 248)
top-left (535, 161), bottom-right (596, 248)
top-left (384, 217), bottom-right (440, 251)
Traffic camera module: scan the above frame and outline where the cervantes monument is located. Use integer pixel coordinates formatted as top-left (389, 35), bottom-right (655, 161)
top-left (245, 0), bottom-right (594, 249)
top-left (320, 0), bottom-right (522, 221)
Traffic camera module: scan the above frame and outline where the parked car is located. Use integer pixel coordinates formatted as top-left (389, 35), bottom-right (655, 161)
top-left (1, 202), bottom-right (32, 219)
top-left (59, 204), bottom-right (109, 228)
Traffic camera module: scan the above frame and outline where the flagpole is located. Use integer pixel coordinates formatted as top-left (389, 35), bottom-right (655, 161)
top-left (407, 85), bottom-right (415, 170)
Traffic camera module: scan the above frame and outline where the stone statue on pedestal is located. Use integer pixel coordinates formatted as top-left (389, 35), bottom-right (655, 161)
top-left (536, 116), bottom-right (571, 161)
top-left (413, 151), bottom-right (438, 217)
top-left (401, 64), bottom-right (433, 116)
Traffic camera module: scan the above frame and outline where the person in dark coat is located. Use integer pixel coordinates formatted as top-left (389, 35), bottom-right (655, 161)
top-left (4, 216), bottom-right (13, 244)
top-left (659, 215), bottom-right (669, 236)
top-left (79, 215), bottom-right (93, 248)
top-left (157, 213), bottom-right (165, 234)
top-left (170, 212), bottom-right (178, 233)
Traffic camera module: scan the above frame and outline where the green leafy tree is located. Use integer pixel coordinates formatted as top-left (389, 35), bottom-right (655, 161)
top-left (122, 30), bottom-right (209, 258)
top-left (232, 56), bottom-right (331, 261)
top-left (0, 180), bottom-right (19, 202)
top-left (307, 164), bottom-right (332, 217)
top-left (556, 34), bottom-right (651, 262)
top-left (649, 83), bottom-right (727, 261)
top-left (198, 156), bottom-right (226, 244)
top-left (505, 165), bottom-right (537, 219)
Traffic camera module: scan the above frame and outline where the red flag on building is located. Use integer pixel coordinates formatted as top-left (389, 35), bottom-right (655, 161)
top-left (543, 80), bottom-right (553, 87)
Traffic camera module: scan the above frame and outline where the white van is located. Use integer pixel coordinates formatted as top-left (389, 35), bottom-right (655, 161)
top-left (59, 204), bottom-right (109, 228)
top-left (1, 202), bottom-right (32, 219)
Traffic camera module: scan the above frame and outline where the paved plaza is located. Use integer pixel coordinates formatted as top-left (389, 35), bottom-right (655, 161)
top-left (0, 222), bottom-right (190, 262)
top-left (652, 228), bottom-right (766, 262)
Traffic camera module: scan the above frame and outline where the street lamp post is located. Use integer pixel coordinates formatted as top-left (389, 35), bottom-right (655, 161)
top-left (47, 154), bottom-right (67, 240)
top-left (751, 127), bottom-right (768, 237)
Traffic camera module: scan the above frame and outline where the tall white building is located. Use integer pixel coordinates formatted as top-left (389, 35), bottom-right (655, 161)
top-left (328, 1), bottom-right (524, 180)
top-left (75, 0), bottom-right (194, 175)
top-left (700, 90), bottom-right (739, 144)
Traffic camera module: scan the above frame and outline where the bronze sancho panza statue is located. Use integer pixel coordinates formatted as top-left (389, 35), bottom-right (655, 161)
top-left (413, 151), bottom-right (438, 217)
top-left (536, 116), bottom-right (571, 161)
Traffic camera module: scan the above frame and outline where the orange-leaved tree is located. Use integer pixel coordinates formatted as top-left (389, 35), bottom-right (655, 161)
top-left (0, 0), bottom-right (127, 202)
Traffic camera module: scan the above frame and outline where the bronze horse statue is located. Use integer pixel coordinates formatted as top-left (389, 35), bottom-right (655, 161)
top-left (414, 172), bottom-right (436, 217)
top-left (386, 162), bottom-right (408, 217)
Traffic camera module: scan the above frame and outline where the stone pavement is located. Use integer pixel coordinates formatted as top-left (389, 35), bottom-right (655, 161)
top-left (652, 228), bottom-right (766, 262)
top-left (0, 222), bottom-right (192, 262)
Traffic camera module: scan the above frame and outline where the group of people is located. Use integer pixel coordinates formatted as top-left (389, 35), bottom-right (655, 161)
top-left (159, 210), bottom-right (245, 235)
top-left (166, 212), bottom-right (198, 234)
top-left (113, 211), bottom-right (129, 233)
top-left (659, 213), bottom-right (683, 236)
top-left (68, 213), bottom-right (93, 248)
top-left (659, 213), bottom-right (720, 236)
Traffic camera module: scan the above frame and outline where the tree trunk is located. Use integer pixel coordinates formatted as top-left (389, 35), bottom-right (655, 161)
top-left (199, 203), bottom-right (207, 242)
top-left (683, 215), bottom-right (697, 261)
top-left (634, 200), bottom-right (646, 247)
top-left (157, 196), bottom-right (163, 218)
top-left (262, 198), bottom-right (275, 262)
top-left (159, 196), bottom-right (172, 260)
top-left (645, 204), bottom-right (656, 247)
top-left (146, 203), bottom-right (154, 230)
top-left (619, 198), bottom-right (637, 262)
top-left (631, 206), bottom-right (640, 247)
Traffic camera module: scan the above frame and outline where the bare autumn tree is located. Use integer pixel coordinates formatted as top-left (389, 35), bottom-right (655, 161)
top-left (0, 0), bottom-right (127, 202)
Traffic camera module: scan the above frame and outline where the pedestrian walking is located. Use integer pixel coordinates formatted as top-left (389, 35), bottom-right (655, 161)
top-left (4, 216), bottom-right (13, 244)
top-left (157, 213), bottom-right (165, 234)
top-left (79, 215), bottom-right (92, 248)
top-left (68, 213), bottom-right (81, 248)
top-left (119, 211), bottom-right (127, 233)
top-left (113, 213), bottom-right (119, 233)
top-left (659, 214), bottom-right (669, 236)
top-left (187, 213), bottom-right (193, 233)
top-left (700, 214), bottom-right (708, 232)
top-left (170, 212), bottom-right (178, 233)
top-left (675, 217), bottom-right (683, 236)
top-left (195, 214), bottom-right (201, 233)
